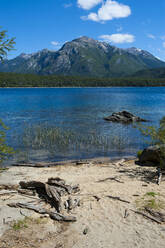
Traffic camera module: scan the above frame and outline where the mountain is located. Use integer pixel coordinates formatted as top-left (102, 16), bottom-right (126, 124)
top-left (132, 67), bottom-right (165, 78)
top-left (0, 36), bottom-right (165, 77)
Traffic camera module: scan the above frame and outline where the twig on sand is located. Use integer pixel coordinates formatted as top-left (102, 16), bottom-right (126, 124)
top-left (107, 195), bottom-right (130, 204)
top-left (97, 177), bottom-right (124, 184)
top-left (124, 209), bottom-right (129, 218)
top-left (93, 195), bottom-right (101, 201)
top-left (130, 209), bottom-right (162, 224)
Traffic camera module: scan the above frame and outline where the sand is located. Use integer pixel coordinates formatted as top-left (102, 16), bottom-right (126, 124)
top-left (0, 158), bottom-right (165, 248)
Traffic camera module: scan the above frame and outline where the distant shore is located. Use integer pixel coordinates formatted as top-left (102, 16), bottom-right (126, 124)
top-left (0, 71), bottom-right (165, 88)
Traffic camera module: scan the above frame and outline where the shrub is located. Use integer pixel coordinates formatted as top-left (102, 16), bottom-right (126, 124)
top-left (137, 117), bottom-right (165, 168)
top-left (137, 150), bottom-right (142, 158)
top-left (0, 119), bottom-right (15, 165)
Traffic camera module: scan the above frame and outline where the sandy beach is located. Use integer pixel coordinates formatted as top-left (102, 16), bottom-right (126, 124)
top-left (0, 158), bottom-right (165, 248)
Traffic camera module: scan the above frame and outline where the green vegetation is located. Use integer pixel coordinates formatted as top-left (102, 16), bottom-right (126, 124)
top-left (138, 117), bottom-right (165, 168)
top-left (0, 167), bottom-right (9, 172)
top-left (12, 218), bottom-right (28, 231)
top-left (0, 119), bottom-right (15, 165)
top-left (0, 72), bottom-right (165, 87)
top-left (0, 36), bottom-right (165, 77)
top-left (136, 192), bottom-right (164, 210)
top-left (0, 27), bottom-right (15, 61)
top-left (145, 192), bottom-right (157, 197)
top-left (138, 117), bottom-right (165, 146)
top-left (132, 67), bottom-right (165, 79)
top-left (12, 216), bottom-right (47, 231)
top-left (137, 150), bottom-right (143, 158)
top-left (144, 199), bottom-right (163, 210)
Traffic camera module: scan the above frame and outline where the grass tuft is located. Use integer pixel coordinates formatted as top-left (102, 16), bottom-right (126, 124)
top-left (135, 192), bottom-right (164, 211)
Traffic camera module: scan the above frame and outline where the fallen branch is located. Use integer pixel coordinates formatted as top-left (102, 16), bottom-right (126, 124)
top-left (18, 189), bottom-right (36, 196)
top-left (93, 195), bottom-right (101, 201)
top-left (130, 209), bottom-right (162, 224)
top-left (0, 184), bottom-right (18, 190)
top-left (145, 207), bottom-right (165, 222)
top-left (8, 202), bottom-right (47, 214)
top-left (12, 162), bottom-right (58, 167)
top-left (8, 202), bottom-right (77, 222)
top-left (49, 211), bottom-right (76, 222)
top-left (12, 160), bottom-right (83, 168)
top-left (97, 177), bottom-right (124, 184)
top-left (107, 195), bottom-right (130, 204)
top-left (0, 190), bottom-right (17, 196)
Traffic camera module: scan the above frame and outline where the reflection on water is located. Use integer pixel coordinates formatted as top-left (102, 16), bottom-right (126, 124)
top-left (0, 87), bottom-right (165, 163)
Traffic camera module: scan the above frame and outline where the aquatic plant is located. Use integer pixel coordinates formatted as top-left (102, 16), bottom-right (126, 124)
top-left (15, 123), bottom-right (131, 162)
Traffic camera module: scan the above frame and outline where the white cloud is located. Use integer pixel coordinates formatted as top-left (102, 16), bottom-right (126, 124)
top-left (63, 3), bottom-right (72, 8)
top-left (99, 33), bottom-right (135, 44)
top-left (161, 36), bottom-right (165, 40)
top-left (82, 0), bottom-right (131, 22)
top-left (147, 34), bottom-right (155, 40)
top-left (51, 41), bottom-right (62, 49)
top-left (163, 42), bottom-right (165, 48)
top-left (77, 0), bottom-right (102, 10)
top-left (116, 26), bottom-right (123, 32)
top-left (51, 41), bottom-right (59, 46)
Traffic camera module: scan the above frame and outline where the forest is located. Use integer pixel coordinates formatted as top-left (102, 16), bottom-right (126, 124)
top-left (0, 72), bottom-right (165, 87)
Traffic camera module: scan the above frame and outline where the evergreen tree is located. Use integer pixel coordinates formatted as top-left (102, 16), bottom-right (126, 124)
top-left (0, 27), bottom-right (15, 61)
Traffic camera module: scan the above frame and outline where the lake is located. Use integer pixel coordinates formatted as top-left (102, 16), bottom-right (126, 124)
top-left (0, 87), bottom-right (165, 164)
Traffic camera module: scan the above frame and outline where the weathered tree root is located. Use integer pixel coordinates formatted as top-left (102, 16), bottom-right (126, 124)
top-left (7, 177), bottom-right (80, 222)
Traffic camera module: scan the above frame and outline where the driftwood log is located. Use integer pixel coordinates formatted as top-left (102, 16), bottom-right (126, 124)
top-left (49, 211), bottom-right (76, 222)
top-left (0, 190), bottom-right (17, 196)
top-left (8, 202), bottom-right (47, 214)
top-left (7, 177), bottom-right (80, 222)
top-left (8, 202), bottom-right (77, 222)
top-left (18, 189), bottom-right (36, 196)
top-left (0, 184), bottom-right (18, 190)
top-left (12, 160), bottom-right (90, 168)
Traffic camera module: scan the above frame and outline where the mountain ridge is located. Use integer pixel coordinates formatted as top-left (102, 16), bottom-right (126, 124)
top-left (0, 36), bottom-right (165, 77)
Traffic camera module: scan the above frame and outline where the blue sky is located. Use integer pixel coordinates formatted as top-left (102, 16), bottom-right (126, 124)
top-left (1, 0), bottom-right (165, 61)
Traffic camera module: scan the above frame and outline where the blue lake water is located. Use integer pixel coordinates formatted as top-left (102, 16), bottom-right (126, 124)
top-left (0, 87), bottom-right (165, 163)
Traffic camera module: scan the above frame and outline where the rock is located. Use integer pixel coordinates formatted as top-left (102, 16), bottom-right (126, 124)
top-left (104, 111), bottom-right (147, 124)
top-left (139, 145), bottom-right (165, 166)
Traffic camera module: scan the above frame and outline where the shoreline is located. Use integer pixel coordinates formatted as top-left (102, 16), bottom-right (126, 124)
top-left (0, 86), bottom-right (165, 89)
top-left (3, 155), bottom-right (137, 168)
top-left (1, 157), bottom-right (165, 247)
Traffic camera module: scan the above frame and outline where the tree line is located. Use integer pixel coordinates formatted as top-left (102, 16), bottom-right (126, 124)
top-left (0, 72), bottom-right (165, 87)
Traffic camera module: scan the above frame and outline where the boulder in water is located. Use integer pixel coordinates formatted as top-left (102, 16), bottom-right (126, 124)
top-left (104, 111), bottom-right (147, 124)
